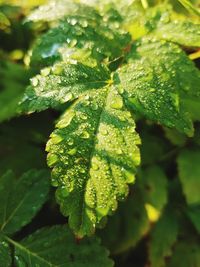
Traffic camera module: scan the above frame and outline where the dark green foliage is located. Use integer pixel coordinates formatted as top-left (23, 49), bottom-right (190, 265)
top-left (1, 0), bottom-right (200, 266)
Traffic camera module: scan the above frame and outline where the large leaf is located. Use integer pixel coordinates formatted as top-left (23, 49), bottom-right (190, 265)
top-left (166, 240), bottom-right (200, 267)
top-left (0, 169), bottom-right (50, 235)
top-left (11, 225), bottom-right (113, 267)
top-left (30, 11), bottom-right (130, 67)
top-left (46, 87), bottom-right (140, 237)
top-left (178, 0), bottom-right (200, 16)
top-left (18, 0), bottom-right (200, 239)
top-left (177, 149), bottom-right (200, 205)
top-left (117, 38), bottom-right (200, 135)
top-left (20, 62), bottom-right (110, 113)
top-left (27, 0), bottom-right (86, 22)
top-left (153, 21), bottom-right (200, 48)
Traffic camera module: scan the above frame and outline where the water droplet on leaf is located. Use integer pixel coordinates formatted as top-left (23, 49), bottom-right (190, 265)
top-left (31, 77), bottom-right (38, 87)
top-left (68, 148), bottom-right (77, 155)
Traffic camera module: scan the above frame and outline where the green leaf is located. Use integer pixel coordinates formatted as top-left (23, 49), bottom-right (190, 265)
top-left (166, 240), bottom-right (200, 267)
top-left (153, 21), bottom-right (200, 48)
top-left (0, 238), bottom-right (11, 267)
top-left (178, 0), bottom-right (200, 16)
top-left (149, 208), bottom-right (179, 267)
top-left (177, 149), bottom-right (200, 205)
top-left (0, 12), bottom-right (10, 30)
top-left (0, 169), bottom-right (50, 235)
top-left (99, 186), bottom-right (150, 255)
top-left (0, 61), bottom-right (31, 122)
top-left (164, 127), bottom-right (187, 146)
top-left (187, 205), bottom-right (200, 234)
top-left (19, 62), bottom-right (110, 113)
top-left (0, 115), bottom-right (50, 176)
top-left (140, 130), bottom-right (168, 166)
top-left (10, 225), bottom-right (113, 267)
top-left (27, 1), bottom-right (85, 22)
top-left (138, 165), bottom-right (168, 211)
top-left (46, 87), bottom-right (141, 237)
top-left (30, 12), bottom-right (130, 67)
top-left (117, 38), bottom-right (200, 135)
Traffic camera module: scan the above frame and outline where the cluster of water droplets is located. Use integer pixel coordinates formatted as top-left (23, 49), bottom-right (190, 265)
top-left (117, 38), bottom-right (195, 134)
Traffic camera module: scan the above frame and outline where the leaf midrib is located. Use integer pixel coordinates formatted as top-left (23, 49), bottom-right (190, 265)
top-left (4, 235), bottom-right (57, 267)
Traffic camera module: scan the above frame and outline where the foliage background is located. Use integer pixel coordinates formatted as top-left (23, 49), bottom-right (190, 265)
top-left (1, 0), bottom-right (200, 266)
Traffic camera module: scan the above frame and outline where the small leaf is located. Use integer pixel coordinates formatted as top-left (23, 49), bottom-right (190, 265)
top-left (0, 12), bottom-right (10, 30)
top-left (149, 208), bottom-right (179, 267)
top-left (177, 149), bottom-right (200, 205)
top-left (0, 169), bottom-right (50, 235)
top-left (12, 225), bottom-right (114, 267)
top-left (46, 87), bottom-right (140, 236)
top-left (138, 165), bottom-right (168, 211)
top-left (164, 127), bottom-right (187, 146)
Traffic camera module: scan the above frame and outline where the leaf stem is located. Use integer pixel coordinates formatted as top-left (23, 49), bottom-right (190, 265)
top-left (189, 50), bottom-right (200, 60)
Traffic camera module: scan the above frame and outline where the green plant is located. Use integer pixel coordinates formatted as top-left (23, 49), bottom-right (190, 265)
top-left (1, 0), bottom-right (200, 266)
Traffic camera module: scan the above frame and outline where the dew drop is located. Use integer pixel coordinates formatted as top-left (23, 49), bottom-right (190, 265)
top-left (47, 154), bottom-right (58, 167)
top-left (31, 77), bottom-right (38, 87)
top-left (81, 131), bottom-right (90, 139)
top-left (170, 93), bottom-right (179, 111)
top-left (70, 18), bottom-right (77, 25)
top-left (52, 64), bottom-right (63, 75)
top-left (80, 113), bottom-right (87, 120)
top-left (118, 87), bottom-right (124, 94)
top-left (116, 148), bottom-right (123, 155)
top-left (91, 103), bottom-right (98, 110)
top-left (70, 39), bottom-right (77, 47)
top-left (15, 255), bottom-right (27, 267)
top-left (92, 163), bottom-right (99, 170)
top-left (110, 97), bottom-right (123, 109)
top-left (57, 112), bottom-right (74, 128)
top-left (62, 92), bottom-right (73, 103)
top-left (122, 168), bottom-right (135, 183)
top-left (51, 133), bottom-right (63, 144)
top-left (80, 168), bottom-right (86, 174)
top-left (51, 177), bottom-right (58, 187)
top-left (149, 88), bottom-right (156, 93)
top-left (68, 138), bottom-right (74, 146)
top-left (101, 128), bottom-right (108, 136)
top-left (68, 148), bottom-right (77, 155)
top-left (81, 20), bottom-right (88, 28)
top-left (41, 67), bottom-right (51, 76)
